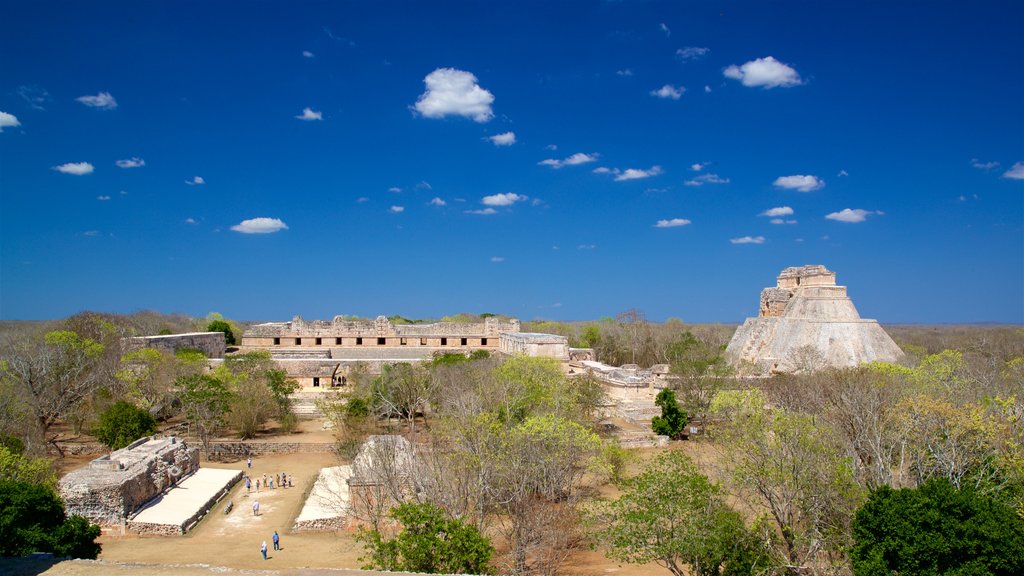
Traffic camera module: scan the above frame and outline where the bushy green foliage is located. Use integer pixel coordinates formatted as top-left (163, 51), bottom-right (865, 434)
top-left (652, 389), bottom-right (688, 439)
top-left (0, 446), bottom-right (57, 488)
top-left (0, 480), bottom-right (101, 559)
top-left (93, 400), bottom-right (158, 450)
top-left (852, 477), bottom-right (1024, 576)
top-left (206, 319), bottom-right (236, 345)
top-left (357, 501), bottom-right (494, 574)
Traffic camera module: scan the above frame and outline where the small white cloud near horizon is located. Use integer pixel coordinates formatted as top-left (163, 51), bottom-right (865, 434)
top-left (482, 192), bottom-right (527, 206)
top-left (616, 69), bottom-right (633, 77)
top-left (761, 206), bottom-right (794, 217)
top-left (389, 206), bottom-right (405, 213)
top-left (685, 173), bottom-right (729, 186)
top-left (731, 235), bottom-right (766, 245)
top-left (231, 217), bottom-right (288, 234)
top-left (53, 162), bottom-right (94, 175)
top-left (115, 157), bottom-right (145, 168)
top-left (489, 131), bottom-right (516, 146)
top-left (388, 186), bottom-right (402, 193)
top-left (413, 68), bottom-right (494, 123)
top-left (76, 92), bottom-right (118, 109)
top-left (654, 218), bottom-right (691, 228)
top-left (186, 176), bottom-right (205, 185)
top-left (825, 208), bottom-right (882, 223)
top-left (429, 197), bottom-right (446, 206)
top-left (770, 218), bottom-right (798, 225)
top-left (615, 166), bottom-right (663, 181)
top-left (774, 174), bottom-right (824, 192)
top-left (1002, 161), bottom-right (1024, 180)
top-left (0, 111), bottom-right (20, 132)
top-left (302, 50), bottom-right (315, 58)
top-left (97, 195), bottom-right (111, 201)
top-left (185, 217), bottom-right (197, 224)
top-left (650, 84), bottom-right (685, 100)
top-left (690, 162), bottom-right (708, 171)
top-left (465, 207), bottom-right (498, 215)
top-left (296, 107), bottom-right (323, 121)
top-left (490, 256), bottom-right (505, 263)
top-left (539, 152), bottom-right (598, 169)
top-left (676, 46), bottom-right (710, 61)
top-left (356, 197), bottom-right (369, 203)
top-left (971, 158), bottom-right (1000, 170)
top-left (724, 56), bottom-right (802, 88)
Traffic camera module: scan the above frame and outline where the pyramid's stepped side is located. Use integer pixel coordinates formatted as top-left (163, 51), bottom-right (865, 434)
top-left (725, 265), bottom-right (904, 374)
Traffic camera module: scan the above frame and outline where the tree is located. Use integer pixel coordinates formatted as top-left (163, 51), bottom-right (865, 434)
top-left (178, 374), bottom-right (232, 458)
top-left (0, 480), bottom-right (101, 559)
top-left (217, 351), bottom-right (297, 438)
top-left (115, 347), bottom-right (180, 416)
top-left (206, 319), bottom-right (236, 345)
top-left (591, 450), bottom-right (773, 576)
top-left (0, 446), bottom-right (57, 488)
top-left (356, 501), bottom-right (494, 574)
top-left (651, 389), bottom-right (688, 439)
top-left (852, 478), bottom-right (1024, 576)
top-left (93, 400), bottom-right (158, 450)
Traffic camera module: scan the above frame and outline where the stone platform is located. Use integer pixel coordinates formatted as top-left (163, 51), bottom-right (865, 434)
top-left (127, 468), bottom-right (242, 535)
top-left (293, 465), bottom-right (352, 531)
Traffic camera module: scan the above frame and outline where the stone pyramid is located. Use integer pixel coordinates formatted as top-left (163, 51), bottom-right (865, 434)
top-left (725, 265), bottom-right (904, 374)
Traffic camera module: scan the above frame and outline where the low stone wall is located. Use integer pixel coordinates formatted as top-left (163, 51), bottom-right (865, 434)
top-left (208, 442), bottom-right (336, 457)
top-left (293, 516), bottom-right (347, 532)
top-left (126, 469), bottom-right (242, 535)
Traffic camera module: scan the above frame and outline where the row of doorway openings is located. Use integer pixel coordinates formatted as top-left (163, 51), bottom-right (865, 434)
top-left (271, 337), bottom-right (485, 346)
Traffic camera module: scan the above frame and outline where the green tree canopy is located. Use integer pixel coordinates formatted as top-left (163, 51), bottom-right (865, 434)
top-left (651, 389), bottom-right (688, 439)
top-left (852, 477), bottom-right (1024, 576)
top-left (206, 319), bottom-right (236, 345)
top-left (0, 480), bottom-right (101, 559)
top-left (93, 400), bottom-right (158, 450)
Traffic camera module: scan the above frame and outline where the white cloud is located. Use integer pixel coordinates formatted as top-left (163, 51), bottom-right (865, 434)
top-left (577, 244), bottom-right (597, 250)
top-left (416, 181), bottom-right (432, 190)
top-left (690, 162), bottom-right (708, 171)
top-left (650, 84), bottom-right (685, 100)
top-left (465, 208), bottom-right (497, 215)
top-left (482, 192), bottom-right (527, 206)
top-left (971, 158), bottom-right (1000, 170)
top-left (185, 217), bottom-right (197, 224)
top-left (592, 167), bottom-right (613, 174)
top-left (413, 68), bottom-right (494, 122)
top-left (429, 197), bottom-right (446, 206)
top-left (115, 157), bottom-right (145, 168)
top-left (231, 217), bottom-right (289, 234)
top-left (489, 131), bottom-right (516, 146)
top-left (684, 173), bottom-right (729, 186)
top-left (615, 166), bottom-right (663, 181)
top-left (1002, 161), bottom-right (1024, 180)
top-left (388, 186), bottom-right (402, 193)
top-left (539, 152), bottom-right (598, 169)
top-left (825, 208), bottom-right (882, 223)
top-left (490, 256), bottom-right (505, 263)
top-left (295, 107), bottom-right (323, 121)
top-left (356, 197), bottom-right (369, 203)
top-left (774, 174), bottom-right (824, 192)
top-left (17, 86), bottom-right (50, 110)
top-left (723, 56), bottom-right (802, 88)
top-left (616, 69), bottom-right (633, 77)
top-left (761, 206), bottom-right (794, 217)
top-left (660, 23), bottom-right (671, 36)
top-left (302, 50), bottom-right (315, 58)
top-left (97, 195), bottom-right (111, 201)
top-left (654, 218), bottom-right (691, 228)
top-left (676, 46), bottom-right (710, 60)
top-left (389, 205), bottom-right (405, 213)
top-left (837, 169), bottom-right (849, 177)
top-left (76, 91), bottom-right (118, 109)
top-left (0, 111), bottom-right (20, 132)
top-left (704, 85), bottom-right (712, 93)
top-left (770, 218), bottom-right (798, 225)
top-left (83, 230), bottom-right (99, 237)
top-left (53, 162), bottom-right (94, 175)
top-left (186, 176), bottom-right (205, 185)
top-left (545, 144), bottom-right (558, 150)
top-left (730, 235), bottom-right (765, 245)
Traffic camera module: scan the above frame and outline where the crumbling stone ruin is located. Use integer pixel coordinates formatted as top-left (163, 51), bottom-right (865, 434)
top-left (58, 436), bottom-right (198, 526)
top-left (125, 332), bottom-right (226, 358)
top-left (725, 265), bottom-right (904, 374)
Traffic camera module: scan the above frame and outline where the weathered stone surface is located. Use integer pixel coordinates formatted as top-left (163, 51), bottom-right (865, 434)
top-left (125, 332), bottom-right (226, 359)
top-left (725, 265), bottom-right (904, 374)
top-left (499, 332), bottom-right (570, 359)
top-left (58, 437), bottom-right (199, 526)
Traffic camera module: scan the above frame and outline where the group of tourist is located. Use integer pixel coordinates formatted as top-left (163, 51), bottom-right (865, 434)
top-left (243, 457), bottom-right (293, 494)
top-left (259, 531), bottom-right (281, 560)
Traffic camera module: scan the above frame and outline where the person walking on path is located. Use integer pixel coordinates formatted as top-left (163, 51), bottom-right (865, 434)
top-left (256, 479), bottom-right (260, 492)
top-left (288, 473), bottom-right (293, 488)
top-left (245, 476), bottom-right (251, 493)
top-left (253, 500), bottom-right (260, 516)
top-left (272, 531), bottom-right (280, 551)
top-left (247, 457), bottom-right (252, 470)
top-left (261, 540), bottom-right (267, 560)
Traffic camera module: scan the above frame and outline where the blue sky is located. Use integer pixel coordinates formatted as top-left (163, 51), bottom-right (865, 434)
top-left (1, 1), bottom-right (1022, 323)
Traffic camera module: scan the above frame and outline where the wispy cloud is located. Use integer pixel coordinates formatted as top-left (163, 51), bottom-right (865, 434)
top-left (659, 23), bottom-right (671, 37)
top-left (356, 197), bottom-right (369, 203)
top-left (825, 208), bottom-right (882, 223)
top-left (76, 91), bottom-right (118, 109)
top-left (0, 111), bottom-right (20, 132)
top-left (690, 162), bottom-right (709, 171)
top-left (185, 217), bottom-right (197, 224)
top-left (837, 169), bottom-right (849, 177)
top-left (539, 152), bottom-right (598, 168)
top-left (186, 176), bottom-right (205, 185)
top-left (730, 235), bottom-right (765, 244)
top-left (970, 158), bottom-right (1000, 170)
top-left (676, 46), bottom-right (710, 61)
top-left (654, 218), bottom-right (691, 228)
top-left (465, 208), bottom-right (498, 215)
top-left (489, 131), bottom-right (516, 146)
top-left (53, 162), bottom-right (94, 175)
top-left (413, 68), bottom-right (494, 122)
top-left (429, 197), bottom-right (446, 206)
top-left (650, 84), bottom-right (685, 100)
top-left (724, 56), bottom-right (802, 88)
top-left (577, 244), bottom-right (597, 250)
top-left (389, 205), bottom-right (405, 213)
top-left (684, 173), bottom-right (729, 186)
top-left (770, 218), bottom-right (798, 225)
top-left (615, 166), bottom-right (663, 181)
top-left (302, 50), bottom-right (315, 58)
top-left (115, 157), bottom-right (145, 168)
top-left (760, 206), bottom-right (793, 217)
top-left (416, 181), bottom-right (432, 190)
top-left (490, 256), bottom-right (505, 263)
top-left (1002, 161), bottom-right (1024, 180)
top-left (295, 107), bottom-right (323, 121)
top-left (97, 195), bottom-right (111, 201)
top-left (774, 174), bottom-right (824, 192)
top-left (231, 217), bottom-right (289, 234)
top-left (616, 69), bottom-right (633, 77)
top-left (482, 192), bottom-right (527, 206)
top-left (17, 85), bottom-right (50, 110)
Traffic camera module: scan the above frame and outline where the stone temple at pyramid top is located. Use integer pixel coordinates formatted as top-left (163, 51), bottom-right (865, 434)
top-left (725, 265), bottom-right (904, 374)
